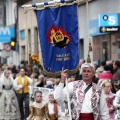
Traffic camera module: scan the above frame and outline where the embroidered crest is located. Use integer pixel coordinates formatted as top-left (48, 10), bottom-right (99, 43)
top-left (46, 24), bottom-right (71, 48)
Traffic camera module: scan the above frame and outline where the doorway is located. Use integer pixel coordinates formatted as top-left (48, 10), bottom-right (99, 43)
top-left (79, 39), bottom-right (84, 59)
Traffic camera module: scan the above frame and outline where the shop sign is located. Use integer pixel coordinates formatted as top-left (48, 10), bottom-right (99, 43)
top-left (99, 13), bottom-right (120, 32)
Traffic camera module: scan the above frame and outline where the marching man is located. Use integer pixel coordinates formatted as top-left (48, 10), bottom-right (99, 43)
top-left (14, 67), bottom-right (33, 120)
top-left (54, 62), bottom-right (110, 120)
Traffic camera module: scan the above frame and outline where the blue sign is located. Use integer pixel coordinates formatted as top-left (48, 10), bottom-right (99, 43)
top-left (99, 13), bottom-right (120, 27)
top-left (0, 26), bottom-right (15, 43)
top-left (89, 19), bottom-right (107, 36)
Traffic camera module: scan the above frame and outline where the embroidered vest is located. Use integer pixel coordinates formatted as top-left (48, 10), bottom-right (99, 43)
top-left (71, 80), bottom-right (102, 120)
top-left (17, 76), bottom-right (29, 94)
top-left (45, 102), bottom-right (58, 119)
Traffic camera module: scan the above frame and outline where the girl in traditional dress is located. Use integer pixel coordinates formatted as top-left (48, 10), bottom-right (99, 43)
top-left (0, 69), bottom-right (21, 120)
top-left (102, 81), bottom-right (115, 120)
top-left (27, 90), bottom-right (47, 120)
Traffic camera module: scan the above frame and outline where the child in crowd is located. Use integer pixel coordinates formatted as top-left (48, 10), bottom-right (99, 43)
top-left (27, 91), bottom-right (47, 120)
top-left (102, 81), bottom-right (115, 120)
top-left (45, 93), bottom-right (65, 120)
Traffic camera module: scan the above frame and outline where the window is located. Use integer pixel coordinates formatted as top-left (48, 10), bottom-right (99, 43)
top-left (34, 27), bottom-right (39, 54)
top-left (20, 30), bottom-right (25, 40)
top-left (28, 29), bottom-right (31, 51)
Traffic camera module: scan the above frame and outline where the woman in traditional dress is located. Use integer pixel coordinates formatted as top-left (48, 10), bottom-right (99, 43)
top-left (0, 69), bottom-right (21, 120)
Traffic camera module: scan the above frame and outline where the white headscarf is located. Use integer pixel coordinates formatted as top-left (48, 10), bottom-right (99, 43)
top-left (0, 69), bottom-right (14, 84)
top-left (80, 62), bottom-right (95, 74)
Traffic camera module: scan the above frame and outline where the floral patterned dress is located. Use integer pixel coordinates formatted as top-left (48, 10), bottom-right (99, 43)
top-left (0, 78), bottom-right (21, 120)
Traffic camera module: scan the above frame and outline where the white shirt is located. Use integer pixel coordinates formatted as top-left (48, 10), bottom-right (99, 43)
top-left (14, 76), bottom-right (33, 90)
top-left (48, 102), bottom-right (55, 114)
top-left (81, 82), bottom-right (93, 113)
top-left (48, 102), bottom-right (65, 117)
top-left (54, 81), bottom-right (109, 120)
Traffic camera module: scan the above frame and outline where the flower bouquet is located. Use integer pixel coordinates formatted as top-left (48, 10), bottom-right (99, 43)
top-left (29, 54), bottom-right (40, 102)
top-left (29, 54), bottom-right (40, 66)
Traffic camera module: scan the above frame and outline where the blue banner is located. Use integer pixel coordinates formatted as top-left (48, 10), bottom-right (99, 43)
top-left (35, 4), bottom-right (79, 75)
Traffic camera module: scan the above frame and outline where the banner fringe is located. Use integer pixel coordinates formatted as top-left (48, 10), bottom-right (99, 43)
top-left (42, 66), bottom-right (79, 77)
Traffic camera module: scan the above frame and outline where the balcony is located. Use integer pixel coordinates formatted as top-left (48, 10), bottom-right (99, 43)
top-left (12, 0), bottom-right (31, 5)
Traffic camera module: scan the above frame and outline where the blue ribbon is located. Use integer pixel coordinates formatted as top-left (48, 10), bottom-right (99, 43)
top-left (61, 0), bottom-right (65, 3)
top-left (44, 2), bottom-right (48, 5)
top-left (32, 4), bottom-right (37, 7)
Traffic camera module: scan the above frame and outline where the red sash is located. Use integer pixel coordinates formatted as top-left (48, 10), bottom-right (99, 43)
top-left (79, 113), bottom-right (94, 120)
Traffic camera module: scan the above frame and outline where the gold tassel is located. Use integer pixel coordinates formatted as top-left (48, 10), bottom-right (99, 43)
top-left (89, 37), bottom-right (92, 52)
top-left (89, 42), bottom-right (92, 52)
top-left (87, 53), bottom-right (91, 63)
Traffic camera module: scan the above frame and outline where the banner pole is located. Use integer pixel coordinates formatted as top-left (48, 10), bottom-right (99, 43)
top-left (65, 78), bottom-right (72, 120)
top-left (21, 0), bottom-right (74, 8)
top-left (86, 0), bottom-right (93, 62)
top-left (86, 0), bottom-right (89, 38)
